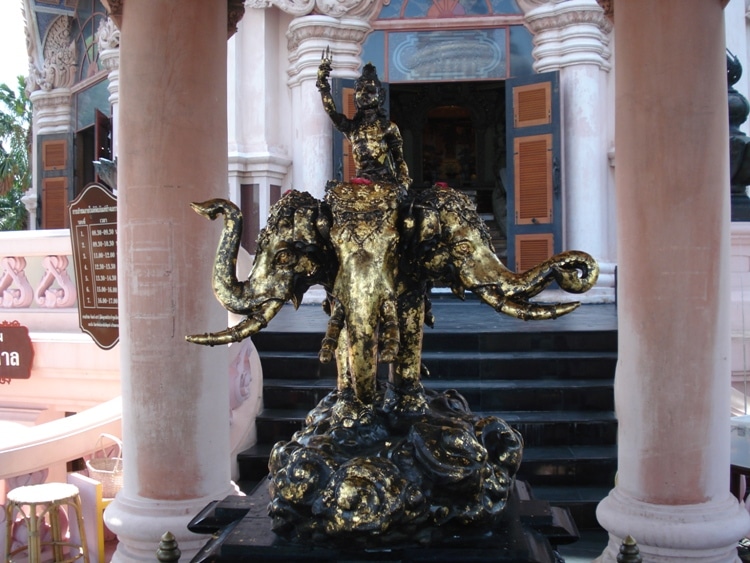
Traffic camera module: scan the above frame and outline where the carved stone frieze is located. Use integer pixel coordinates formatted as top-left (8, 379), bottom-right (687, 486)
top-left (27, 16), bottom-right (77, 92)
top-left (247, 0), bottom-right (380, 19)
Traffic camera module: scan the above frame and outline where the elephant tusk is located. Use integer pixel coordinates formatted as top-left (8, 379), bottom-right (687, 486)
top-left (498, 298), bottom-right (580, 321)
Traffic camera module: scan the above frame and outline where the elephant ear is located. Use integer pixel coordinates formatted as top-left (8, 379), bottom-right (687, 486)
top-left (415, 206), bottom-right (441, 259)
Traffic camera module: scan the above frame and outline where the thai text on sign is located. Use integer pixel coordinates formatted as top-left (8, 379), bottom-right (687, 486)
top-left (69, 183), bottom-right (119, 350)
top-left (0, 321), bottom-right (34, 383)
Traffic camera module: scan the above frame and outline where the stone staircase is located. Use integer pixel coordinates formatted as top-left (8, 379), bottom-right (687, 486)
top-left (237, 297), bottom-right (618, 530)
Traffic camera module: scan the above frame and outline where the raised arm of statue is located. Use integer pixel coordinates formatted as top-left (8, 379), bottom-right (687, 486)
top-left (318, 47), bottom-right (412, 191)
top-left (385, 123), bottom-right (411, 192)
top-left (317, 47), bottom-right (352, 134)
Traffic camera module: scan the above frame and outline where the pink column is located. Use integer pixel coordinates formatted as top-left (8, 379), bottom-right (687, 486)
top-left (104, 2), bottom-right (236, 560)
top-left (596, 1), bottom-right (750, 561)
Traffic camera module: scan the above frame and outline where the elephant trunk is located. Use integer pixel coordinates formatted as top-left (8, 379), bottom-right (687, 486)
top-left (191, 199), bottom-right (254, 315)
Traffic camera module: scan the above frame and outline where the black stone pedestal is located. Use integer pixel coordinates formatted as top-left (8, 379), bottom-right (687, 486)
top-left (189, 481), bottom-right (575, 563)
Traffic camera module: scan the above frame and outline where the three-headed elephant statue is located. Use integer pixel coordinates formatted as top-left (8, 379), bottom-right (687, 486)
top-left (187, 184), bottom-right (599, 417)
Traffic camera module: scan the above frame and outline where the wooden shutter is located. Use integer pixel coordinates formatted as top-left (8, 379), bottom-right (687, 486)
top-left (515, 233), bottom-right (554, 273)
top-left (42, 177), bottom-right (68, 229)
top-left (505, 72), bottom-right (561, 272)
top-left (342, 87), bottom-right (357, 182)
top-left (42, 140), bottom-right (67, 171)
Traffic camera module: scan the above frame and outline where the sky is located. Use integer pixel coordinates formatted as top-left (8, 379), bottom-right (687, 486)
top-left (0, 1), bottom-right (29, 90)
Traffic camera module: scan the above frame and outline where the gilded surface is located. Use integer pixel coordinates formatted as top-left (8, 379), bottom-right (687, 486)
top-left (187, 56), bottom-right (599, 545)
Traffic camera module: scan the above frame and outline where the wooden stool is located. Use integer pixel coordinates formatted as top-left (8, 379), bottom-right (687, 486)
top-left (5, 483), bottom-right (90, 563)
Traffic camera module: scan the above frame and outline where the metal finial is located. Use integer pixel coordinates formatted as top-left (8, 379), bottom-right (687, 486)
top-left (156, 531), bottom-right (181, 562)
top-left (616, 535), bottom-right (642, 563)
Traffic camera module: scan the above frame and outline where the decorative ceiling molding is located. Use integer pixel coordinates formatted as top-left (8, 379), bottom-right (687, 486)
top-left (247, 0), bottom-right (380, 19)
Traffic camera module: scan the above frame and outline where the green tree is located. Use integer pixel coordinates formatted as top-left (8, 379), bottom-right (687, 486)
top-left (0, 75), bottom-right (32, 230)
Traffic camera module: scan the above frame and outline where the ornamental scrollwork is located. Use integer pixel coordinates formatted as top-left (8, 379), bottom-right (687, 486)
top-left (35, 256), bottom-right (77, 309)
top-left (28, 16), bottom-right (77, 92)
top-left (0, 258), bottom-right (33, 309)
top-left (96, 17), bottom-right (120, 52)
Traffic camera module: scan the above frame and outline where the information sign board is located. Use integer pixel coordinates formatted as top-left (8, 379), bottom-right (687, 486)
top-left (69, 183), bottom-right (119, 349)
top-left (0, 321), bottom-right (34, 382)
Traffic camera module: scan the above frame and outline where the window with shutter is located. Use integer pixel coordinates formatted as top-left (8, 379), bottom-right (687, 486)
top-left (42, 177), bottom-right (68, 229)
top-left (514, 134), bottom-right (552, 224)
top-left (43, 140), bottom-right (67, 171)
top-left (515, 233), bottom-right (553, 272)
top-left (505, 71), bottom-right (561, 272)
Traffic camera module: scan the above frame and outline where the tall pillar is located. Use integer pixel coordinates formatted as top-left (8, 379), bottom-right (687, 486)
top-left (286, 15), bottom-right (371, 199)
top-left (595, 1), bottom-right (750, 561)
top-left (522, 0), bottom-right (616, 301)
top-left (97, 17), bottom-right (120, 160)
top-left (103, 2), bottom-right (235, 561)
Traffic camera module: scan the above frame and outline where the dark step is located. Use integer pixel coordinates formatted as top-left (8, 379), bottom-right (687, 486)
top-left (237, 443), bottom-right (616, 493)
top-left (532, 485), bottom-right (612, 531)
top-left (252, 303), bottom-right (618, 354)
top-left (254, 408), bottom-right (617, 448)
top-left (253, 327), bottom-right (618, 355)
top-left (256, 350), bottom-right (617, 381)
top-left (263, 378), bottom-right (614, 412)
top-left (517, 445), bottom-right (617, 487)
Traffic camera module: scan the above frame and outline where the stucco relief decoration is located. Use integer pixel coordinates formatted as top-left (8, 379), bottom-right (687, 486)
top-left (100, 0), bottom-right (123, 28)
top-left (35, 256), bottom-right (77, 309)
top-left (595, 0), bottom-right (613, 21)
top-left (0, 258), bottom-right (33, 309)
top-left (228, 0), bottom-right (246, 38)
top-left (247, 0), bottom-right (380, 18)
top-left (28, 16), bottom-right (77, 92)
top-left (96, 17), bottom-right (120, 52)
top-left (229, 339), bottom-right (259, 420)
top-left (392, 32), bottom-right (504, 81)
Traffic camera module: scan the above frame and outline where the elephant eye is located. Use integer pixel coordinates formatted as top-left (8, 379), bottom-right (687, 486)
top-left (275, 249), bottom-right (295, 265)
top-left (452, 241), bottom-right (474, 256)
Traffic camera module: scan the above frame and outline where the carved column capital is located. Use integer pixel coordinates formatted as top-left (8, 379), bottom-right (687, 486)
top-left (595, 0), bottom-right (613, 22)
top-left (97, 17), bottom-right (120, 72)
top-left (523, 0), bottom-right (612, 72)
top-left (100, 0), bottom-right (123, 28)
top-left (29, 88), bottom-right (74, 134)
top-left (286, 15), bottom-right (372, 86)
top-left (228, 0), bottom-right (246, 38)
top-left (247, 0), bottom-right (381, 19)
top-left (101, 1), bottom-right (246, 38)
